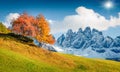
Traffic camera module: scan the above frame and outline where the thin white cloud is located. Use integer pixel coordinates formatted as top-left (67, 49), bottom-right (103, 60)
top-left (47, 19), bottom-right (55, 25)
top-left (51, 6), bottom-right (120, 34)
top-left (3, 13), bottom-right (20, 28)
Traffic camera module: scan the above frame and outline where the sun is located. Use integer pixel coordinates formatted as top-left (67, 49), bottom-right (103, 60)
top-left (104, 1), bottom-right (114, 9)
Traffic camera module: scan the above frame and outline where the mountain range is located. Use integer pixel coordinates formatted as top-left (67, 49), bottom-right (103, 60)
top-left (56, 27), bottom-right (120, 59)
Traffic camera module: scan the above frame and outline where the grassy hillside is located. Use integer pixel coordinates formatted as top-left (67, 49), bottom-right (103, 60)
top-left (0, 22), bottom-right (10, 33)
top-left (0, 34), bottom-right (120, 72)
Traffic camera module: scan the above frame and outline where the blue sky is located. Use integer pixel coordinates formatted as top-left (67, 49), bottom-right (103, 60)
top-left (0, 0), bottom-right (120, 38)
top-left (0, 0), bottom-right (120, 20)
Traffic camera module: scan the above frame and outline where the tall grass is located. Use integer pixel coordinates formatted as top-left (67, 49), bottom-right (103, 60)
top-left (0, 36), bottom-right (120, 72)
top-left (0, 48), bottom-right (62, 72)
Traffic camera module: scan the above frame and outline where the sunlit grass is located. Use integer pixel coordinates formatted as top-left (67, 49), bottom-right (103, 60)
top-left (0, 35), bottom-right (120, 72)
top-left (0, 36), bottom-right (75, 72)
top-left (0, 22), bottom-right (10, 33)
top-left (0, 48), bottom-right (63, 72)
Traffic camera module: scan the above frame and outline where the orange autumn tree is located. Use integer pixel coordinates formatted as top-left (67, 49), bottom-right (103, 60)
top-left (12, 13), bottom-right (37, 37)
top-left (36, 15), bottom-right (55, 44)
top-left (11, 13), bottom-right (55, 44)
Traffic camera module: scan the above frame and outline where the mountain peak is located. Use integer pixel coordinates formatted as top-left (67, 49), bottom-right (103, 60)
top-left (84, 27), bottom-right (91, 32)
top-left (77, 28), bottom-right (83, 33)
top-left (66, 29), bottom-right (73, 35)
top-left (57, 27), bottom-right (120, 49)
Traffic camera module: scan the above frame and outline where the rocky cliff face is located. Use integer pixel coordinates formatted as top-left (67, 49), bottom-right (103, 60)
top-left (57, 27), bottom-right (120, 49)
top-left (56, 27), bottom-right (120, 59)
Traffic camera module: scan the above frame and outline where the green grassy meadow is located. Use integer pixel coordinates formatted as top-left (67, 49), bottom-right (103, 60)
top-left (0, 34), bottom-right (120, 72)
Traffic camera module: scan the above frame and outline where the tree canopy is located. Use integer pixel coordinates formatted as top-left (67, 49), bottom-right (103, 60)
top-left (11, 13), bottom-right (55, 44)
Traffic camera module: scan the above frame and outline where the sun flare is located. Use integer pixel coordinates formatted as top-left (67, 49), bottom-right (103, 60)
top-left (104, 1), bottom-right (114, 9)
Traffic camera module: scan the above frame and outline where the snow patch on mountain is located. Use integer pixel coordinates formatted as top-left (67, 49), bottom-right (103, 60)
top-left (56, 27), bottom-right (120, 59)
